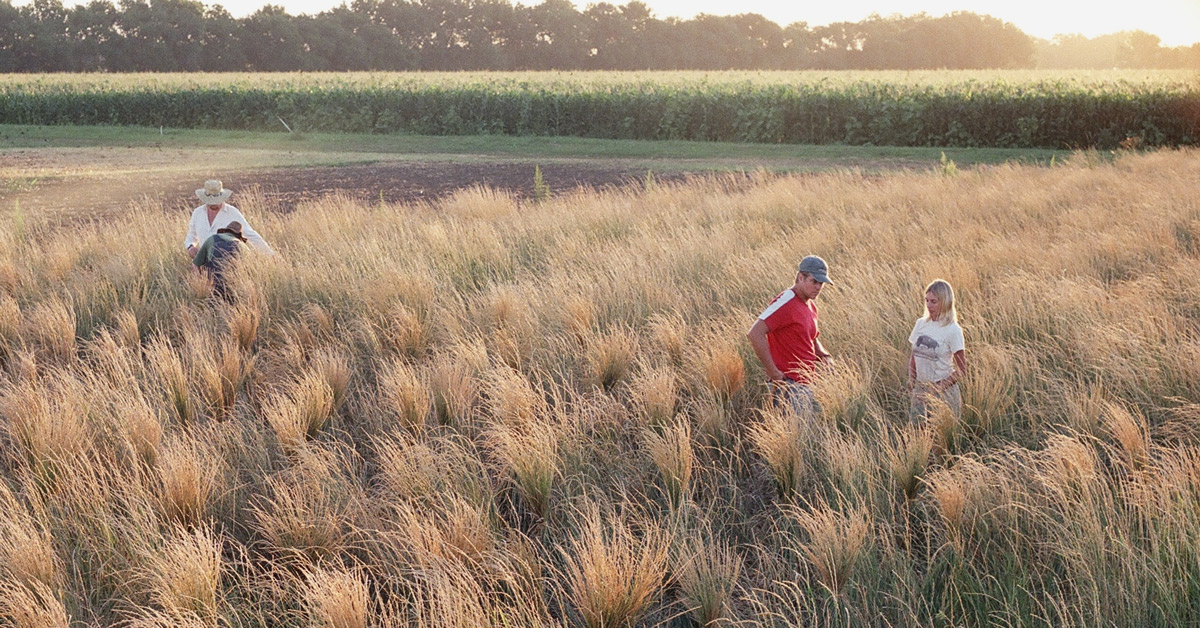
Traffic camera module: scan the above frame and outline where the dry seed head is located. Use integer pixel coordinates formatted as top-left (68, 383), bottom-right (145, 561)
top-left (926, 457), bottom-right (995, 545)
top-left (184, 270), bottom-right (213, 301)
top-left (962, 344), bottom-right (1018, 432)
top-left (926, 394), bottom-right (959, 455)
top-left (888, 423), bottom-right (932, 500)
top-left (306, 566), bottom-right (370, 628)
top-left (583, 326), bottom-right (639, 391)
top-left (479, 284), bottom-right (533, 333)
top-left (810, 362), bottom-right (872, 429)
top-left (9, 349), bottom-right (37, 384)
top-left (157, 436), bottom-right (220, 526)
top-left (430, 356), bottom-right (476, 428)
top-left (629, 366), bottom-right (679, 428)
top-left (0, 484), bottom-right (59, 590)
top-left (279, 317), bottom-right (319, 361)
top-left (377, 359), bottom-right (431, 432)
top-left (145, 525), bottom-right (223, 622)
top-left (227, 303), bottom-right (260, 353)
top-left (383, 302), bottom-right (428, 357)
top-left (642, 416), bottom-right (693, 508)
top-left (113, 308), bottom-right (141, 348)
top-left (562, 510), bottom-right (672, 628)
top-left (647, 311), bottom-right (686, 366)
top-left (385, 496), bottom-right (495, 570)
top-left (0, 380), bottom-right (89, 473)
top-left (252, 473), bottom-right (348, 563)
top-left (0, 295), bottom-right (20, 354)
top-left (748, 407), bottom-right (807, 498)
top-left (821, 430), bottom-right (873, 497)
top-left (301, 302), bottom-right (336, 337)
top-left (373, 433), bottom-right (441, 502)
top-left (691, 392), bottom-right (731, 446)
top-left (487, 420), bottom-right (559, 519)
top-left (264, 374), bottom-right (336, 452)
top-left (786, 502), bottom-right (871, 596)
top-left (311, 349), bottom-right (352, 413)
top-left (0, 257), bottom-right (18, 295)
top-left (1102, 401), bottom-right (1150, 470)
top-left (146, 338), bottom-right (196, 426)
top-left (701, 342), bottom-right (745, 400)
top-left (437, 495), bottom-right (496, 564)
top-left (1040, 433), bottom-right (1098, 495)
top-left (485, 366), bottom-right (544, 428)
top-left (676, 535), bottom-right (742, 626)
top-left (1099, 401), bottom-right (1147, 468)
top-left (121, 398), bottom-right (163, 466)
top-left (23, 299), bottom-right (76, 364)
top-left (1059, 381), bottom-right (1109, 436)
top-left (0, 579), bottom-right (70, 628)
top-left (561, 293), bottom-right (595, 342)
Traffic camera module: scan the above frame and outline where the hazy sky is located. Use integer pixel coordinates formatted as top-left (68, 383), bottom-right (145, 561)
top-left (21, 0), bottom-right (1200, 47)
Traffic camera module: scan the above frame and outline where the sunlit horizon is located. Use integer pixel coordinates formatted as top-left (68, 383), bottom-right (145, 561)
top-left (11, 0), bottom-right (1200, 47)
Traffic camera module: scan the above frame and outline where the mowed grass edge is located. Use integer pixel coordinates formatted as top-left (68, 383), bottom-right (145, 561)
top-left (0, 124), bottom-right (1069, 171)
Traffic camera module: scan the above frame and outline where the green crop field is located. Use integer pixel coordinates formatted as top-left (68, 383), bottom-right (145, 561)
top-left (2, 70), bottom-right (1197, 149)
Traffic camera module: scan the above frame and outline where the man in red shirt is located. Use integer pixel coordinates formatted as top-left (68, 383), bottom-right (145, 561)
top-left (747, 255), bottom-right (834, 417)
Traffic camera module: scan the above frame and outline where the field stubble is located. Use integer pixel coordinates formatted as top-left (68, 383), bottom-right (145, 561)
top-left (0, 149), bottom-right (1198, 626)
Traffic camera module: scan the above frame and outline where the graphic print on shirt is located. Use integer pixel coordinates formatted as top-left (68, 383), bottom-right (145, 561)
top-left (913, 334), bottom-right (940, 361)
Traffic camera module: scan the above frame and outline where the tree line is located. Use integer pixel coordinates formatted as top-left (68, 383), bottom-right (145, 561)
top-left (1, 0), bottom-right (1197, 72)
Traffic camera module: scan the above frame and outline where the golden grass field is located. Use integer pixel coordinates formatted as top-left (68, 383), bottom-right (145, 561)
top-left (0, 148), bottom-right (1199, 626)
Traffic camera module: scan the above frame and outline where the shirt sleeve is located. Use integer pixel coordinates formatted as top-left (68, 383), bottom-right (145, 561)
top-left (762, 303), bottom-right (795, 331)
top-left (908, 319), bottom-right (921, 345)
top-left (229, 207), bottom-right (274, 255)
top-left (184, 208), bottom-right (200, 251)
top-left (758, 291), bottom-right (797, 330)
top-left (193, 236), bottom-right (214, 267)
top-left (949, 324), bottom-right (965, 353)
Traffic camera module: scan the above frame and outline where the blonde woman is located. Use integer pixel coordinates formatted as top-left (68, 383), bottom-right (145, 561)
top-left (908, 279), bottom-right (967, 421)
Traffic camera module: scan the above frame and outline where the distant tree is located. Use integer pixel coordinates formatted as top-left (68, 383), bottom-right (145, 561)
top-left (936, 12), bottom-right (1033, 68)
top-left (781, 21), bottom-right (816, 68)
top-left (66, 0), bottom-right (120, 70)
top-left (321, 4), bottom-right (411, 69)
top-left (11, 0), bottom-right (74, 71)
top-left (523, 0), bottom-right (588, 69)
top-left (1036, 30), bottom-right (1192, 69)
top-left (457, 0), bottom-right (515, 69)
top-left (1123, 30), bottom-right (1163, 68)
top-left (583, 1), bottom-right (653, 69)
top-left (240, 4), bottom-right (305, 70)
top-left (0, 1), bottom-right (19, 71)
top-left (200, 4), bottom-right (247, 70)
top-left (115, 0), bottom-right (208, 70)
top-left (5, 0), bottom-right (1190, 72)
top-left (810, 20), bottom-right (868, 69)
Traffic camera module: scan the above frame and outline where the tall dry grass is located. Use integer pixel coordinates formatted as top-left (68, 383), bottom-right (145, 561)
top-left (0, 149), bottom-right (1198, 626)
top-left (561, 508), bottom-right (672, 628)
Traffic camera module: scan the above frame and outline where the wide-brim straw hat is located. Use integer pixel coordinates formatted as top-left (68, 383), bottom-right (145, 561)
top-left (196, 179), bottom-right (233, 204)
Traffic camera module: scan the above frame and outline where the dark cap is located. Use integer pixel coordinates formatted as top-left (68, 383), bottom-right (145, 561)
top-left (797, 255), bottom-right (833, 284)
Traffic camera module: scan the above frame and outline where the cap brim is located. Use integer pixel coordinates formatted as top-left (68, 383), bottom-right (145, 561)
top-left (814, 275), bottom-right (833, 285)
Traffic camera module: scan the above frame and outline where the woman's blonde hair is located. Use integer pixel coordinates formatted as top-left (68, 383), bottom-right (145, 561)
top-left (923, 279), bottom-right (957, 324)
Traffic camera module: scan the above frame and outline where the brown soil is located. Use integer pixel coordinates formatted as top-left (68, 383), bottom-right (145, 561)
top-left (228, 162), bottom-right (690, 208)
top-left (3, 159), bottom-right (696, 221)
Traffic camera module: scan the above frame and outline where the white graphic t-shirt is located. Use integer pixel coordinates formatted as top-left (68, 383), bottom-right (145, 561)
top-left (909, 317), bottom-right (965, 383)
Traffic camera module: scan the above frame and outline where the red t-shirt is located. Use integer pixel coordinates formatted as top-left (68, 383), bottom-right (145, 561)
top-left (758, 289), bottom-right (819, 384)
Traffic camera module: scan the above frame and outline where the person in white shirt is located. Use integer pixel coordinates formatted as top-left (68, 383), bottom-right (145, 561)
top-left (184, 180), bottom-right (274, 258)
top-left (908, 279), bottom-right (967, 421)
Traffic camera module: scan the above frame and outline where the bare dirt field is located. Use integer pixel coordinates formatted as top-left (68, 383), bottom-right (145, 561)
top-left (0, 148), bottom-right (723, 222)
top-left (210, 161), bottom-right (693, 207)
